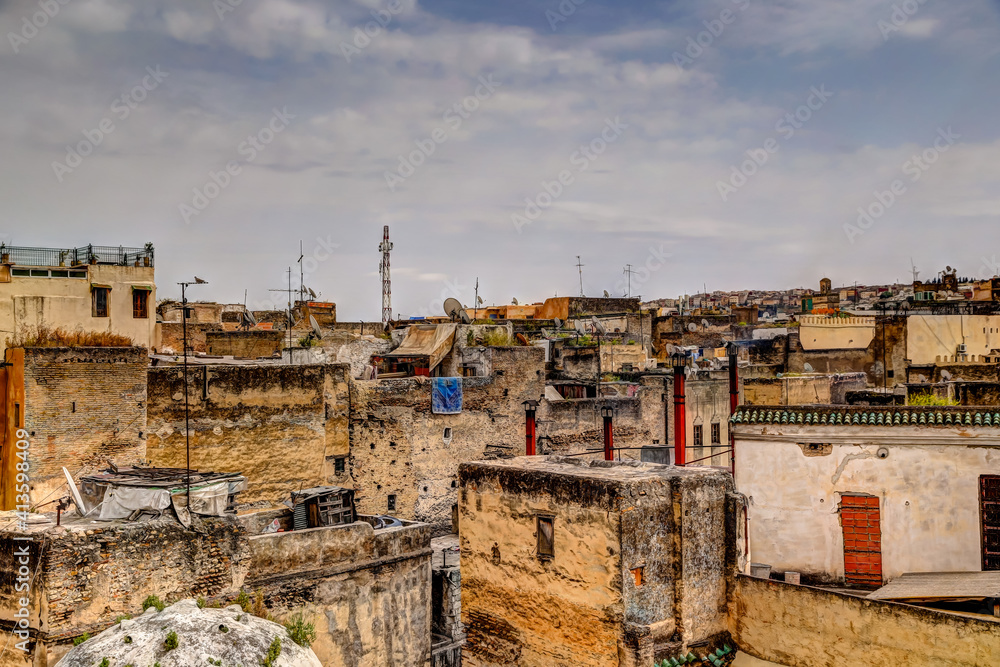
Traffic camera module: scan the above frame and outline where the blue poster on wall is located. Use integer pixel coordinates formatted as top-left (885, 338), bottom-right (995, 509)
top-left (432, 377), bottom-right (463, 414)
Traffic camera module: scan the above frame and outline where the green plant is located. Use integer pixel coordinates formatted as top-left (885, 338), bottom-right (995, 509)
top-left (219, 625), bottom-right (229, 633)
top-left (908, 393), bottom-right (959, 406)
top-left (197, 597), bottom-right (206, 609)
top-left (98, 659), bottom-right (109, 667)
top-left (252, 589), bottom-right (271, 620)
top-left (482, 329), bottom-right (514, 347)
top-left (601, 373), bottom-right (620, 382)
top-left (466, 330), bottom-right (474, 346)
top-left (73, 633), bottom-right (91, 646)
top-left (6, 324), bottom-right (134, 349)
top-left (261, 636), bottom-right (282, 667)
top-left (235, 590), bottom-right (252, 613)
top-left (142, 595), bottom-right (165, 612)
top-left (208, 659), bottom-right (222, 666)
top-left (284, 613), bottom-right (317, 649)
top-left (297, 335), bottom-right (317, 348)
top-left (164, 630), bottom-right (179, 651)
top-left (123, 635), bottom-right (132, 644)
top-left (114, 614), bottom-right (132, 624)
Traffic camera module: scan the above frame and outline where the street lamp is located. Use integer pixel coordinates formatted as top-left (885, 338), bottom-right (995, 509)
top-left (179, 277), bottom-right (208, 508)
top-left (523, 399), bottom-right (539, 455)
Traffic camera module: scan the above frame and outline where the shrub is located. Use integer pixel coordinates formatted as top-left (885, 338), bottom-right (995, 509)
top-left (482, 329), bottom-right (513, 347)
top-left (72, 633), bottom-right (90, 646)
top-left (6, 324), bottom-right (134, 349)
top-left (123, 635), bottom-right (132, 644)
top-left (142, 595), bottom-right (165, 612)
top-left (252, 589), bottom-right (270, 620)
top-left (114, 614), bottom-right (132, 624)
top-left (197, 597), bottom-right (206, 609)
top-left (262, 636), bottom-right (282, 667)
top-left (284, 614), bottom-right (317, 649)
top-left (235, 590), bottom-right (252, 613)
top-left (164, 630), bottom-right (179, 651)
top-left (98, 659), bottom-right (109, 667)
top-left (908, 393), bottom-right (959, 406)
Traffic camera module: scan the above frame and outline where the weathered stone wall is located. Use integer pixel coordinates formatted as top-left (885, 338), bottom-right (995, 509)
top-left (348, 347), bottom-right (545, 532)
top-left (22, 347), bottom-right (147, 503)
top-left (458, 458), bottom-right (736, 666)
top-left (732, 575), bottom-right (1000, 666)
top-left (146, 363), bottom-right (351, 504)
top-left (157, 322), bottom-right (223, 354)
top-left (205, 330), bottom-right (284, 357)
top-left (246, 519), bottom-right (433, 667)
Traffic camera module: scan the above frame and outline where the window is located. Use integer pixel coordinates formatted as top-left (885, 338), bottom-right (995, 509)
top-left (132, 289), bottom-right (149, 318)
top-left (387, 494), bottom-right (396, 512)
top-left (334, 457), bottom-right (346, 474)
top-left (630, 566), bottom-right (644, 586)
top-left (537, 516), bottom-right (554, 559)
top-left (92, 287), bottom-right (110, 317)
top-left (693, 424), bottom-right (703, 447)
top-left (711, 422), bottom-right (721, 445)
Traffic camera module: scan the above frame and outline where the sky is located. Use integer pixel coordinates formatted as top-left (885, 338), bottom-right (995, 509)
top-left (1, 0), bottom-right (998, 320)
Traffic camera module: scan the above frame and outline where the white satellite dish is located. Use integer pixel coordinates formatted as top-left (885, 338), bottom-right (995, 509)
top-left (687, 322), bottom-right (698, 333)
top-left (701, 319), bottom-right (710, 329)
top-left (591, 317), bottom-right (607, 335)
top-left (804, 363), bottom-right (814, 373)
top-left (443, 297), bottom-right (464, 320)
top-left (307, 287), bottom-right (317, 300)
top-left (310, 315), bottom-right (323, 340)
top-left (553, 318), bottom-right (563, 329)
top-left (603, 290), bottom-right (610, 298)
top-left (63, 467), bottom-right (86, 517)
top-left (512, 298), bottom-right (519, 306)
top-left (242, 309), bottom-right (258, 328)
top-left (477, 296), bottom-right (483, 305)
top-left (941, 370), bottom-right (952, 381)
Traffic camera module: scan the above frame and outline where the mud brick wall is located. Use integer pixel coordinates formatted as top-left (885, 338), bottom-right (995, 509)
top-left (349, 347), bottom-right (545, 532)
top-left (205, 330), bottom-right (284, 358)
top-left (146, 363), bottom-right (351, 504)
top-left (156, 322), bottom-right (223, 354)
top-left (22, 347), bottom-right (147, 504)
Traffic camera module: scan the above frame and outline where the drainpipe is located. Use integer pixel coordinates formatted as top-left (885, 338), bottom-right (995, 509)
top-left (601, 405), bottom-right (614, 461)
top-left (672, 351), bottom-right (688, 465)
top-left (523, 400), bottom-right (538, 455)
top-left (728, 341), bottom-right (739, 479)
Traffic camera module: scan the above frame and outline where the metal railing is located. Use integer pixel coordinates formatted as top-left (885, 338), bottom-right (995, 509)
top-left (0, 244), bottom-right (154, 267)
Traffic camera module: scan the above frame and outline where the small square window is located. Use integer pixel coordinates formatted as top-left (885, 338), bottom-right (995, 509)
top-left (387, 494), bottom-right (396, 512)
top-left (693, 424), bottom-right (704, 447)
top-left (133, 289), bottom-right (149, 319)
top-left (334, 457), bottom-right (346, 474)
top-left (537, 516), bottom-right (554, 559)
top-left (711, 422), bottom-right (721, 445)
top-left (630, 566), bottom-right (644, 587)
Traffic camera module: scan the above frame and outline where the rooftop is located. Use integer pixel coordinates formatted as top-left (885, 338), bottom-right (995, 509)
top-left (0, 243), bottom-right (153, 267)
top-left (732, 404), bottom-right (1000, 428)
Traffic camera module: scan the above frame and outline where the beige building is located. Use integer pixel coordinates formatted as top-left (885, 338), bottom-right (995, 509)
top-left (732, 405), bottom-right (1000, 585)
top-left (0, 244), bottom-right (155, 352)
top-left (797, 315), bottom-right (875, 351)
top-left (907, 313), bottom-right (1000, 364)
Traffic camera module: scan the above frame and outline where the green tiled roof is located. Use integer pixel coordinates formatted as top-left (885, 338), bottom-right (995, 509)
top-left (731, 406), bottom-right (1000, 427)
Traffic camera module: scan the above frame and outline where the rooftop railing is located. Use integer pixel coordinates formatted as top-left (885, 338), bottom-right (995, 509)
top-left (0, 244), bottom-right (154, 268)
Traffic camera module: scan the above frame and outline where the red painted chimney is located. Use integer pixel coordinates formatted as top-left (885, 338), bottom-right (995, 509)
top-left (728, 342), bottom-right (739, 478)
top-left (601, 405), bottom-right (614, 461)
top-left (523, 400), bottom-right (538, 455)
top-left (672, 352), bottom-right (688, 465)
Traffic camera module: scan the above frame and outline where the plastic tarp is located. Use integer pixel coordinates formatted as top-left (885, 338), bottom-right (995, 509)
top-left (97, 485), bottom-right (171, 520)
top-left (432, 377), bottom-right (463, 414)
top-left (385, 324), bottom-right (457, 371)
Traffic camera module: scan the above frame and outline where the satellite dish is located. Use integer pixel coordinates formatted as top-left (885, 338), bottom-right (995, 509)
top-left (443, 297), bottom-right (464, 321)
top-left (941, 370), bottom-right (952, 381)
top-left (553, 318), bottom-right (563, 329)
top-left (701, 319), bottom-right (710, 329)
top-left (804, 363), bottom-right (814, 373)
top-left (512, 298), bottom-right (519, 306)
top-left (307, 287), bottom-right (317, 300)
top-left (603, 290), bottom-right (610, 298)
top-left (310, 315), bottom-right (323, 340)
top-left (591, 316), bottom-right (607, 335)
top-left (918, 375), bottom-right (927, 383)
top-left (687, 322), bottom-right (698, 332)
top-left (242, 309), bottom-right (258, 328)
top-left (459, 310), bottom-right (472, 324)
top-left (63, 467), bottom-right (86, 517)
top-left (477, 296), bottom-right (483, 305)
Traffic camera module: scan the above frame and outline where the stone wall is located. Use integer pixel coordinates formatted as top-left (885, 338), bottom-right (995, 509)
top-left (205, 330), bottom-right (284, 357)
top-left (732, 575), bottom-right (1000, 666)
top-left (348, 347), bottom-right (545, 532)
top-left (157, 322), bottom-right (223, 354)
top-left (146, 363), bottom-right (351, 504)
top-left (21, 347), bottom-right (147, 503)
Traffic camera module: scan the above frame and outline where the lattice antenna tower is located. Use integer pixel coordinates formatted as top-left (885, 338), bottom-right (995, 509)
top-left (379, 226), bottom-right (393, 324)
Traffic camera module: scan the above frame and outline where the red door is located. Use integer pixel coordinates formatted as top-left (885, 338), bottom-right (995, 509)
top-left (841, 494), bottom-right (882, 587)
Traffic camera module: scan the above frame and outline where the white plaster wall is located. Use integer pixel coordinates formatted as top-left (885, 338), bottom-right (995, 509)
top-left (736, 427), bottom-right (1000, 581)
top-left (907, 314), bottom-right (1000, 364)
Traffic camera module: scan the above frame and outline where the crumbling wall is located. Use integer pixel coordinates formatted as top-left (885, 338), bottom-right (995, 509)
top-left (146, 363), bottom-right (350, 504)
top-left (349, 347), bottom-right (545, 532)
top-left (22, 347), bottom-right (147, 503)
top-left (205, 330), bottom-right (284, 357)
top-left (157, 322), bottom-right (224, 354)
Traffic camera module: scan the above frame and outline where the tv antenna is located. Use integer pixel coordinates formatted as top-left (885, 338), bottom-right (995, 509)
top-left (623, 264), bottom-right (638, 298)
top-left (474, 277), bottom-right (479, 321)
top-left (268, 267), bottom-right (297, 363)
top-left (576, 255), bottom-right (585, 297)
top-left (910, 258), bottom-right (919, 283)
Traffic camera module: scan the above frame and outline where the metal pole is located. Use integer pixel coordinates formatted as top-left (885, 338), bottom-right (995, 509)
top-left (603, 411), bottom-right (614, 461)
top-left (673, 356), bottom-right (687, 466)
top-left (182, 282), bottom-right (190, 507)
top-left (525, 408), bottom-right (536, 456)
top-left (728, 342), bottom-right (739, 479)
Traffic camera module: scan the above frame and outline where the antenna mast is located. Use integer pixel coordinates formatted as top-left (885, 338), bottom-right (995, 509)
top-left (576, 255), bottom-right (585, 297)
top-left (379, 225), bottom-right (393, 325)
top-left (298, 241), bottom-right (305, 305)
top-left (623, 264), bottom-right (638, 298)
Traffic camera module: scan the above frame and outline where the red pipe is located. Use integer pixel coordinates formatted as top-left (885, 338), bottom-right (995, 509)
top-left (603, 414), bottom-right (614, 461)
top-left (673, 365), bottom-right (686, 466)
top-left (729, 346), bottom-right (739, 478)
top-left (526, 410), bottom-right (537, 456)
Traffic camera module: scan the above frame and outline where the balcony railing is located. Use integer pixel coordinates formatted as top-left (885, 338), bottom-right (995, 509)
top-left (0, 244), bottom-right (154, 267)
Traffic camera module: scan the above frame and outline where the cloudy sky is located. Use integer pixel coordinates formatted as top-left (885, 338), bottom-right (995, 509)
top-left (1, 0), bottom-right (998, 319)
